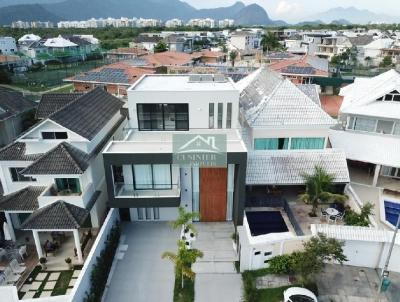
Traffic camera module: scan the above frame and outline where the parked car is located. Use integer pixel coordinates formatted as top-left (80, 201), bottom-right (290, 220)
top-left (283, 287), bottom-right (318, 302)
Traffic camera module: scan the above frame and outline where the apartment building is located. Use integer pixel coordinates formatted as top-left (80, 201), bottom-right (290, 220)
top-left (103, 74), bottom-right (247, 225)
top-left (229, 30), bottom-right (261, 51)
top-left (0, 88), bottom-right (125, 263)
top-left (315, 35), bottom-right (352, 60)
top-left (165, 19), bottom-right (183, 28)
top-left (0, 37), bottom-right (17, 55)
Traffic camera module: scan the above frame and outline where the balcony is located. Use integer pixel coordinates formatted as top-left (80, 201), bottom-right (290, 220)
top-left (38, 182), bottom-right (95, 208)
top-left (114, 183), bottom-right (181, 198)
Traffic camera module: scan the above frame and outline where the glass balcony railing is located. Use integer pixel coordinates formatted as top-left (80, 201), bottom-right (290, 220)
top-left (114, 183), bottom-right (181, 198)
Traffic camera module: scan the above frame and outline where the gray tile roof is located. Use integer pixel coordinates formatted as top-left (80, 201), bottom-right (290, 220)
top-left (296, 84), bottom-right (321, 106)
top-left (0, 88), bottom-right (37, 121)
top-left (0, 142), bottom-right (42, 161)
top-left (246, 149), bottom-right (350, 185)
top-left (21, 201), bottom-right (90, 230)
top-left (21, 142), bottom-right (90, 175)
top-left (0, 186), bottom-right (46, 212)
top-left (238, 67), bottom-right (335, 128)
top-left (348, 35), bottom-right (374, 46)
top-left (36, 93), bottom-right (84, 119)
top-left (49, 87), bottom-right (124, 140)
top-left (135, 35), bottom-right (162, 43)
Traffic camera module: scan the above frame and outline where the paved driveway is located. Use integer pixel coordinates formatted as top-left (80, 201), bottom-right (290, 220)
top-left (104, 222), bottom-right (178, 302)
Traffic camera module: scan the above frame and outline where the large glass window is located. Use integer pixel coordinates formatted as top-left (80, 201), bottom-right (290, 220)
top-left (217, 103), bottom-right (223, 129)
top-left (291, 138), bottom-right (325, 150)
top-left (254, 138), bottom-right (289, 150)
top-left (9, 168), bottom-right (36, 182)
top-left (55, 178), bottom-right (81, 194)
top-left (376, 120), bottom-right (394, 134)
top-left (226, 103), bottom-right (232, 129)
top-left (381, 166), bottom-right (400, 179)
top-left (133, 164), bottom-right (172, 190)
top-left (209, 103), bottom-right (214, 128)
top-left (137, 104), bottom-right (188, 131)
top-left (42, 132), bottom-right (68, 139)
top-left (394, 123), bottom-right (400, 135)
top-left (353, 117), bottom-right (376, 132)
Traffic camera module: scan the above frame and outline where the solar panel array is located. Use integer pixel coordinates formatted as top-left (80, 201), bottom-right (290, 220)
top-left (188, 74), bottom-right (228, 83)
top-left (282, 66), bottom-right (316, 75)
top-left (74, 68), bottom-right (129, 84)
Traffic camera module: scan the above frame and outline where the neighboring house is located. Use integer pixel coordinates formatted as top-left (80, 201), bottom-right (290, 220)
top-left (191, 50), bottom-right (226, 64)
top-left (315, 35), bottom-right (352, 60)
top-left (299, 32), bottom-right (332, 56)
top-left (106, 47), bottom-right (149, 61)
top-left (18, 34), bottom-right (41, 45)
top-left (0, 88), bottom-right (37, 147)
top-left (131, 35), bottom-right (163, 52)
top-left (65, 62), bottom-right (154, 97)
top-left (43, 35), bottom-right (79, 55)
top-left (0, 54), bottom-right (31, 71)
top-left (0, 37), bottom-right (17, 55)
top-left (0, 87), bottom-right (125, 263)
top-left (102, 73), bottom-right (247, 224)
top-left (229, 30), bottom-right (261, 51)
top-left (268, 55), bottom-right (329, 84)
top-left (131, 51), bottom-right (195, 67)
top-left (164, 34), bottom-right (193, 53)
top-left (347, 35), bottom-right (374, 64)
top-left (362, 38), bottom-right (395, 66)
top-left (329, 70), bottom-right (400, 230)
top-left (18, 39), bottom-right (47, 60)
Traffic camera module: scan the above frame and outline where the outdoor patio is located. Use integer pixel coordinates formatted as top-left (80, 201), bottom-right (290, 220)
top-left (349, 164), bottom-right (400, 192)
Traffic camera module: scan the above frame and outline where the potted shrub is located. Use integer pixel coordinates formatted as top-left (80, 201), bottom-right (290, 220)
top-left (65, 257), bottom-right (73, 269)
top-left (39, 257), bottom-right (47, 270)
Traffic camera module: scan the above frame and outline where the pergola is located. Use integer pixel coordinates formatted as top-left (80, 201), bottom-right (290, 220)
top-left (21, 201), bottom-right (91, 263)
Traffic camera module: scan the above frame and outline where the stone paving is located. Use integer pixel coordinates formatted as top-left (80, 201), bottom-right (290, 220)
top-left (255, 274), bottom-right (291, 289)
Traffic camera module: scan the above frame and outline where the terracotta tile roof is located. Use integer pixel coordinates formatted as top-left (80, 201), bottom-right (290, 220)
top-left (0, 55), bottom-right (21, 63)
top-left (191, 50), bottom-right (226, 58)
top-left (108, 47), bottom-right (149, 56)
top-left (268, 55), bottom-right (328, 77)
top-left (141, 51), bottom-right (194, 67)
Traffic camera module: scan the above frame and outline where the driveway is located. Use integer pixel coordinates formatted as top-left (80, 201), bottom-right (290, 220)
top-left (104, 222), bottom-right (179, 302)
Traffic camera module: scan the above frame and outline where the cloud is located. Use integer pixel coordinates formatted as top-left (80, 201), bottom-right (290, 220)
top-left (275, 0), bottom-right (303, 15)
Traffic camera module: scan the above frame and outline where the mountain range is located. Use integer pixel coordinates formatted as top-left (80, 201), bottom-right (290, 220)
top-left (0, 0), bottom-right (281, 26)
top-left (304, 7), bottom-right (400, 25)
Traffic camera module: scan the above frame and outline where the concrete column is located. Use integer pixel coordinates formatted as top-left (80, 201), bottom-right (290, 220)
top-left (280, 240), bottom-right (285, 255)
top-left (73, 229), bottom-right (83, 263)
top-left (372, 164), bottom-right (381, 187)
top-left (32, 230), bottom-right (43, 259)
top-left (4, 212), bottom-right (16, 242)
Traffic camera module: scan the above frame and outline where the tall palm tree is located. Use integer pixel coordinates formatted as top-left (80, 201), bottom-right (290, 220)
top-left (229, 50), bottom-right (238, 67)
top-left (170, 206), bottom-right (199, 233)
top-left (162, 240), bottom-right (203, 289)
top-left (298, 166), bottom-right (347, 216)
top-left (260, 31), bottom-right (282, 54)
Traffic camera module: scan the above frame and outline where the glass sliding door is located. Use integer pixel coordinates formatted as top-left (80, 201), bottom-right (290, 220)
top-left (254, 138), bottom-right (289, 150)
top-left (133, 165), bottom-right (153, 189)
top-left (55, 178), bottom-right (81, 194)
top-left (152, 164), bottom-right (172, 189)
top-left (137, 103), bottom-right (188, 131)
top-left (290, 137), bottom-right (325, 149)
top-left (133, 164), bottom-right (172, 190)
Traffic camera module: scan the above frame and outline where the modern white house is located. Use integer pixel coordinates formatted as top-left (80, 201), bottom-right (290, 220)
top-left (329, 69), bottom-right (400, 229)
top-left (315, 35), bottom-right (352, 60)
top-left (0, 37), bottom-right (17, 55)
top-left (0, 87), bottom-right (125, 264)
top-left (229, 30), bottom-right (261, 51)
top-left (103, 74), bottom-right (248, 225)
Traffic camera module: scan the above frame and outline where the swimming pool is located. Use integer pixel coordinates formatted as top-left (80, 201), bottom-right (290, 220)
top-left (384, 200), bottom-right (400, 226)
top-left (246, 211), bottom-right (289, 236)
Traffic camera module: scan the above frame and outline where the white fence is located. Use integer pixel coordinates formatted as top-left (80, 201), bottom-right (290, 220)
top-left (70, 208), bottom-right (120, 302)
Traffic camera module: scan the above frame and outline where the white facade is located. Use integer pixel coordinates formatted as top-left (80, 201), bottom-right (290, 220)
top-left (229, 31), bottom-right (261, 51)
top-left (0, 37), bottom-right (17, 55)
top-left (187, 18), bottom-right (216, 28)
top-left (165, 19), bottom-right (183, 28)
top-left (218, 19), bottom-right (235, 28)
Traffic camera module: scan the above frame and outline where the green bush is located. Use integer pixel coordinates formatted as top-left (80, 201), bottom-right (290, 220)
top-left (344, 203), bottom-right (374, 226)
top-left (267, 254), bottom-right (294, 274)
top-left (84, 223), bottom-right (121, 302)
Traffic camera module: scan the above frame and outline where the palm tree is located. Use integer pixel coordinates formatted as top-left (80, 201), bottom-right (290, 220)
top-left (170, 206), bottom-right (199, 234)
top-left (260, 31), bottom-right (282, 54)
top-left (229, 50), bottom-right (238, 67)
top-left (162, 240), bottom-right (203, 289)
top-left (298, 166), bottom-right (348, 216)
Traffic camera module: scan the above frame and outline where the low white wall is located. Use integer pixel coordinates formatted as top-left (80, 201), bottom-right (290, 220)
top-left (69, 208), bottom-right (120, 302)
top-left (0, 286), bottom-right (69, 302)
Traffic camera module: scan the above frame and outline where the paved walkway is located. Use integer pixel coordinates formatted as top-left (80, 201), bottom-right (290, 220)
top-left (318, 265), bottom-right (389, 302)
top-left (104, 222), bottom-right (178, 302)
top-left (192, 223), bottom-right (242, 302)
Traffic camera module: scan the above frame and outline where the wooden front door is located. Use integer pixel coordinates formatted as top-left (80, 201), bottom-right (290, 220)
top-left (199, 168), bottom-right (227, 222)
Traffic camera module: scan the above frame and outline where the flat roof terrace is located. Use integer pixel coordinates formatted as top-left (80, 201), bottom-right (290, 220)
top-left (104, 128), bottom-right (247, 154)
top-left (129, 74), bottom-right (238, 92)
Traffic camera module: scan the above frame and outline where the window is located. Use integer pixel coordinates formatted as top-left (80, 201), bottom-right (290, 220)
top-left (376, 120), bottom-right (394, 134)
top-left (217, 103), bottom-right (223, 129)
top-left (55, 178), bottom-right (81, 194)
top-left (209, 103), bottom-right (214, 128)
top-left (145, 208), bottom-right (152, 220)
top-left (381, 166), bottom-right (400, 179)
top-left (393, 123), bottom-right (400, 135)
top-left (137, 208), bottom-right (144, 220)
top-left (291, 138), bottom-right (325, 150)
top-left (153, 207), bottom-right (160, 220)
top-left (254, 251), bottom-right (261, 255)
top-left (379, 90), bottom-right (400, 102)
top-left (353, 117), bottom-right (376, 132)
top-left (133, 164), bottom-right (172, 190)
top-left (226, 103), bottom-right (232, 129)
top-left (137, 104), bottom-right (188, 131)
top-left (254, 138), bottom-right (289, 150)
top-left (264, 252), bottom-right (272, 256)
top-left (9, 168), bottom-right (36, 182)
top-left (41, 132), bottom-right (68, 139)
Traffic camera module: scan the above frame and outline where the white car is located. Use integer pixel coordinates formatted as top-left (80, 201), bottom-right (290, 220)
top-left (283, 287), bottom-right (318, 302)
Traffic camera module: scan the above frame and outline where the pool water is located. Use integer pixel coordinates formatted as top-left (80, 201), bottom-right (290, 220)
top-left (384, 200), bottom-right (400, 227)
top-left (246, 211), bottom-right (289, 236)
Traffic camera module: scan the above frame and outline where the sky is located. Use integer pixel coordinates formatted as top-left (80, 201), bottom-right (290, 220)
top-left (183, 0), bottom-right (400, 23)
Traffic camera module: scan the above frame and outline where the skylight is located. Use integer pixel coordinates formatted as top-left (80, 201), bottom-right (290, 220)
top-left (376, 90), bottom-right (400, 102)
